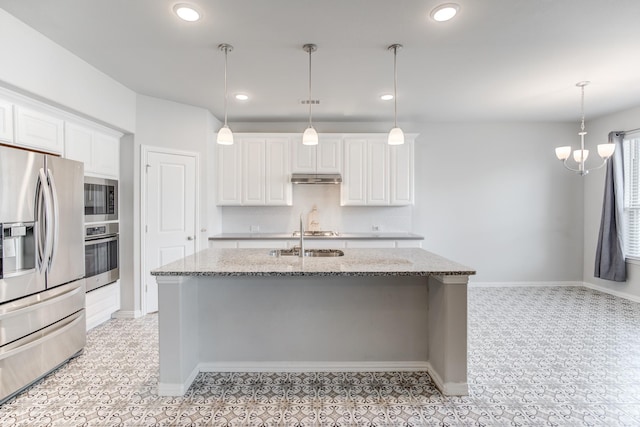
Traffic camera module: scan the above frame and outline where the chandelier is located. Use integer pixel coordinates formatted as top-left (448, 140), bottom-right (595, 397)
top-left (555, 81), bottom-right (615, 175)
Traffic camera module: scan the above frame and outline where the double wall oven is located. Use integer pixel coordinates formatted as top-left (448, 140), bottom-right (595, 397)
top-left (84, 177), bottom-right (119, 292)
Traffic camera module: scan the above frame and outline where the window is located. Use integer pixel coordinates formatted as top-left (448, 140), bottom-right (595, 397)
top-left (623, 137), bottom-right (640, 258)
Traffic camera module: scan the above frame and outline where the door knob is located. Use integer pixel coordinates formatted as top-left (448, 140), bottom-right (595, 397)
top-left (187, 236), bottom-right (194, 241)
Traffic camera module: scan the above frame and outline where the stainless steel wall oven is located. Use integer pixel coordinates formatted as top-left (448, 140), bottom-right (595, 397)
top-left (84, 177), bottom-right (118, 222)
top-left (84, 223), bottom-right (119, 292)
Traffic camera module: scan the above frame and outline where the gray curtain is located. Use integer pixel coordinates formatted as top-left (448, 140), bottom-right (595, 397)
top-left (594, 131), bottom-right (626, 281)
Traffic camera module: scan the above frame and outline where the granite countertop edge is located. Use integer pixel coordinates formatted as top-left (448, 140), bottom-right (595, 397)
top-left (152, 270), bottom-right (475, 277)
top-left (209, 232), bottom-right (424, 240)
top-left (151, 248), bottom-right (475, 277)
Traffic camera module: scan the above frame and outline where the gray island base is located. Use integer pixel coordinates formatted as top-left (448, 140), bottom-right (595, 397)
top-left (151, 248), bottom-right (475, 397)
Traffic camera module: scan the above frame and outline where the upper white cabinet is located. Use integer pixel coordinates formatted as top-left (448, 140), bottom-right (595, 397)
top-left (65, 122), bottom-right (120, 178)
top-left (390, 140), bottom-right (414, 205)
top-left (242, 137), bottom-right (266, 205)
top-left (217, 143), bottom-right (242, 205)
top-left (217, 134), bottom-right (292, 206)
top-left (14, 106), bottom-right (64, 154)
top-left (292, 135), bottom-right (342, 173)
top-left (341, 138), bottom-right (367, 205)
top-left (216, 132), bottom-right (414, 207)
top-left (0, 100), bottom-right (14, 143)
top-left (341, 134), bottom-right (415, 206)
top-left (265, 138), bottom-right (292, 205)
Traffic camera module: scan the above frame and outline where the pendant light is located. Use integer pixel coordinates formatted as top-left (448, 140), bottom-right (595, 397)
top-left (217, 43), bottom-right (234, 145)
top-left (555, 81), bottom-right (615, 175)
top-left (388, 44), bottom-right (404, 145)
top-left (302, 43), bottom-right (318, 146)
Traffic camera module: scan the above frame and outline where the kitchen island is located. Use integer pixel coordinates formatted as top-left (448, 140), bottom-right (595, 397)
top-left (151, 248), bottom-right (475, 396)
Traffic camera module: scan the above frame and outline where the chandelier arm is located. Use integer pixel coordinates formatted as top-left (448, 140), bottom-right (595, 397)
top-left (562, 159), bottom-right (582, 173)
top-left (588, 159), bottom-right (609, 172)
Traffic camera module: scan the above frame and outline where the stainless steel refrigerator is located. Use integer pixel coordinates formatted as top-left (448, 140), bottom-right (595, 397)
top-left (0, 145), bottom-right (86, 403)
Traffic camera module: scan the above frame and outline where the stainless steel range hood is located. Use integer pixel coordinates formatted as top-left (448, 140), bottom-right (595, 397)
top-left (290, 173), bottom-right (342, 184)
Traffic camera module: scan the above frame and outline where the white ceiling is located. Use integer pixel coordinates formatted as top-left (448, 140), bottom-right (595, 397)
top-left (1, 0), bottom-right (640, 124)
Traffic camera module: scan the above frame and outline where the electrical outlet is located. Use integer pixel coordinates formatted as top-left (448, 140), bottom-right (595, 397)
top-left (250, 225), bottom-right (260, 232)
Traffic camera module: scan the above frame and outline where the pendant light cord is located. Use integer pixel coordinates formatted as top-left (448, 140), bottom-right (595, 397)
top-left (223, 46), bottom-right (229, 127)
top-left (308, 46), bottom-right (313, 127)
top-left (393, 45), bottom-right (398, 128)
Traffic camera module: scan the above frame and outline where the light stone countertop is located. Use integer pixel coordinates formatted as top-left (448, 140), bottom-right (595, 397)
top-left (209, 232), bottom-right (424, 240)
top-left (151, 248), bottom-right (475, 277)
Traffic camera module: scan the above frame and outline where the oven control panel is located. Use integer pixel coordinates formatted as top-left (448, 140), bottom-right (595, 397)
top-left (85, 223), bottom-right (119, 240)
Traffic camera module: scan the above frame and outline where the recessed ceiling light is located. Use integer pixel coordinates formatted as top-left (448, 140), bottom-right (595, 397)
top-left (173, 4), bottom-right (201, 22)
top-left (430, 3), bottom-right (460, 22)
top-left (235, 94), bottom-right (249, 101)
top-left (380, 94), bottom-right (394, 101)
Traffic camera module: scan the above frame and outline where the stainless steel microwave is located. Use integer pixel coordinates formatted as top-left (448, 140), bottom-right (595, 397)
top-left (84, 177), bottom-right (118, 222)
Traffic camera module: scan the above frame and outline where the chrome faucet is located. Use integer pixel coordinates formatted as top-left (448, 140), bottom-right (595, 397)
top-left (299, 212), bottom-right (305, 257)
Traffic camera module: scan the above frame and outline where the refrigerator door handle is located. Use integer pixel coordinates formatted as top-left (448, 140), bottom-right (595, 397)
top-left (35, 173), bottom-right (45, 270)
top-left (46, 169), bottom-right (59, 270)
top-left (37, 168), bottom-right (54, 273)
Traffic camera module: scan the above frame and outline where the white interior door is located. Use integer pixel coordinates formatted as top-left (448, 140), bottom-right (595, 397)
top-left (144, 149), bottom-right (197, 313)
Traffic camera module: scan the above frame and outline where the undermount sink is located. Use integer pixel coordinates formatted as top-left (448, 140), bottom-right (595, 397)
top-left (269, 248), bottom-right (345, 257)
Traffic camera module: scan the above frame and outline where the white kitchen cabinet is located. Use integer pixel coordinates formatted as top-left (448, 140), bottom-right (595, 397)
top-left (238, 240), bottom-right (288, 249)
top-left (345, 240), bottom-right (395, 248)
top-left (396, 240), bottom-right (422, 248)
top-left (367, 139), bottom-right (390, 205)
top-left (341, 135), bottom-right (415, 206)
top-left (14, 106), bottom-right (64, 154)
top-left (209, 238), bottom-right (421, 250)
top-left (341, 138), bottom-right (368, 205)
top-left (242, 138), bottom-right (266, 205)
top-left (65, 122), bottom-right (120, 178)
top-left (265, 138), bottom-right (292, 205)
top-left (0, 99), bottom-right (14, 143)
top-left (209, 240), bottom-right (238, 249)
top-left (217, 135), bottom-right (292, 206)
top-left (390, 141), bottom-right (414, 205)
top-left (217, 143), bottom-right (242, 205)
top-left (292, 135), bottom-right (342, 173)
top-left (293, 239), bottom-right (346, 249)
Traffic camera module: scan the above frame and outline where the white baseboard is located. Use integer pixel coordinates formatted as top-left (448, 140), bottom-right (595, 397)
top-left (469, 280), bottom-right (640, 303)
top-left (426, 362), bottom-right (468, 396)
top-left (199, 361), bottom-right (430, 373)
top-left (158, 365), bottom-right (199, 396)
top-left (469, 281), bottom-right (583, 288)
top-left (582, 281), bottom-right (640, 303)
top-left (111, 310), bottom-right (144, 319)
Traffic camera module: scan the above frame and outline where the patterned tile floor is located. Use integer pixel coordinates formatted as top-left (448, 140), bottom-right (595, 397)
top-left (1, 286), bottom-right (640, 426)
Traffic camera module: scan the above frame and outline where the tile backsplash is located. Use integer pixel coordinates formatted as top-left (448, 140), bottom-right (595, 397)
top-left (221, 185), bottom-right (413, 233)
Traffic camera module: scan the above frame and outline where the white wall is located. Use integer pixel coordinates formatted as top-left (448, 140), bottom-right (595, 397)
top-left (222, 185), bottom-right (413, 234)
top-left (117, 94), bottom-right (220, 315)
top-left (583, 106), bottom-right (640, 300)
top-left (0, 9), bottom-right (136, 132)
top-left (229, 121), bottom-right (583, 283)
top-left (415, 122), bottom-right (582, 283)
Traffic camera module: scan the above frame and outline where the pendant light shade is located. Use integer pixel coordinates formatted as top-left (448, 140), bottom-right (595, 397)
top-left (388, 127), bottom-right (405, 146)
top-left (302, 43), bottom-right (318, 146)
top-left (217, 125), bottom-right (233, 145)
top-left (216, 43), bottom-right (234, 145)
top-left (303, 126), bottom-right (318, 145)
top-left (388, 44), bottom-right (404, 145)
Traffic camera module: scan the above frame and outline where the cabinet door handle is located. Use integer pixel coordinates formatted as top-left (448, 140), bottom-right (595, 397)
top-left (187, 236), bottom-right (194, 241)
